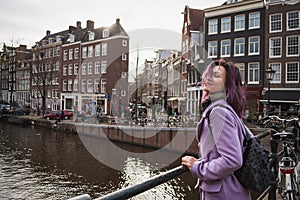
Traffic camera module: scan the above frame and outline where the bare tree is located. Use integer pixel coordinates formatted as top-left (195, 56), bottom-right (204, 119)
top-left (31, 48), bottom-right (59, 116)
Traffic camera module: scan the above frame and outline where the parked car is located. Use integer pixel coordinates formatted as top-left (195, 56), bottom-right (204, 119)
top-left (13, 106), bottom-right (31, 115)
top-left (44, 110), bottom-right (73, 120)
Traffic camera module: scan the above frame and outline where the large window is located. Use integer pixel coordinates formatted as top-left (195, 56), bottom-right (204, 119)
top-left (100, 79), bottom-right (106, 93)
top-left (68, 80), bottom-right (72, 91)
top-left (82, 47), bottom-right (87, 58)
top-left (95, 61), bottom-right (100, 74)
top-left (88, 62), bottom-right (93, 74)
top-left (248, 63), bottom-right (260, 84)
top-left (73, 79), bottom-right (78, 91)
top-left (287, 35), bottom-right (299, 56)
top-left (95, 44), bottom-right (100, 57)
top-left (88, 46), bottom-right (93, 58)
top-left (208, 41), bottom-right (218, 58)
top-left (68, 64), bottom-right (72, 75)
top-left (270, 13), bottom-right (282, 32)
top-left (234, 38), bottom-right (245, 56)
top-left (269, 37), bottom-right (282, 57)
top-left (74, 63), bottom-right (79, 75)
top-left (101, 60), bottom-right (107, 74)
top-left (87, 79), bottom-right (93, 93)
top-left (249, 36), bottom-right (260, 55)
top-left (287, 11), bottom-right (300, 30)
top-left (235, 15), bottom-right (245, 31)
top-left (208, 19), bottom-right (218, 34)
top-left (102, 43), bottom-right (107, 56)
top-left (221, 39), bottom-right (231, 57)
top-left (82, 63), bottom-right (87, 75)
top-left (74, 48), bottom-right (79, 59)
top-left (249, 12), bottom-right (260, 29)
top-left (221, 17), bottom-right (231, 33)
top-left (81, 80), bottom-right (86, 93)
top-left (286, 62), bottom-right (299, 83)
top-left (269, 63), bottom-right (281, 83)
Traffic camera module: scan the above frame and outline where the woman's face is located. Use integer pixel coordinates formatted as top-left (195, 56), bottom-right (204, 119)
top-left (203, 65), bottom-right (226, 96)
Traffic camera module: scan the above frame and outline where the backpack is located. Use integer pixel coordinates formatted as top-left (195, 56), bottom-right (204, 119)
top-left (205, 104), bottom-right (274, 193)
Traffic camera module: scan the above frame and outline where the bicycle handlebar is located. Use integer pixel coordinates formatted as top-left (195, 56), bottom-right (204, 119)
top-left (267, 115), bottom-right (299, 123)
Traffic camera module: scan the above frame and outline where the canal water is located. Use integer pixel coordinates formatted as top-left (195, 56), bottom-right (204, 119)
top-left (0, 120), bottom-right (199, 200)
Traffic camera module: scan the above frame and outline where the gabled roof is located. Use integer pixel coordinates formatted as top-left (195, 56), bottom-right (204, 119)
top-left (189, 8), bottom-right (204, 31)
top-left (34, 18), bottom-right (129, 47)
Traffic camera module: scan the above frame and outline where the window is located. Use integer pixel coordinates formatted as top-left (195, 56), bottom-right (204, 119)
top-left (269, 37), bottom-right (282, 57)
top-left (74, 48), bottom-right (79, 59)
top-left (208, 19), bottom-right (218, 34)
top-left (103, 29), bottom-right (109, 38)
top-left (82, 47), bottom-right (87, 58)
top-left (100, 79), bottom-right (106, 93)
top-left (102, 43), bottom-right (107, 56)
top-left (87, 79), bottom-right (93, 93)
top-left (286, 62), bottom-right (299, 83)
top-left (101, 60), bottom-right (107, 74)
top-left (122, 72), bottom-right (127, 78)
top-left (55, 61), bottom-right (60, 71)
top-left (236, 63), bottom-right (245, 83)
top-left (221, 17), bottom-right (231, 33)
top-left (69, 49), bottom-right (73, 60)
top-left (235, 15), bottom-right (245, 31)
top-left (95, 44), bottom-right (100, 57)
top-left (73, 79), bottom-right (78, 91)
top-left (208, 41), bottom-right (218, 58)
top-left (221, 39), bottom-right (231, 57)
top-left (89, 31), bottom-right (95, 41)
top-left (81, 80), bottom-right (86, 93)
top-left (52, 89), bottom-right (59, 98)
top-left (82, 63), bottom-right (87, 75)
top-left (94, 80), bottom-right (99, 93)
top-left (63, 80), bottom-right (67, 91)
top-left (287, 35), bottom-right (299, 56)
top-left (63, 50), bottom-right (68, 61)
top-left (287, 11), bottom-right (300, 30)
top-left (234, 38), bottom-right (245, 56)
top-left (249, 36), bottom-right (260, 55)
top-left (74, 63), bottom-right (79, 75)
top-left (121, 90), bottom-right (126, 97)
top-left (68, 80), bottom-right (73, 91)
top-left (95, 61), bottom-right (100, 74)
top-left (249, 12), bottom-right (260, 29)
top-left (88, 46), bottom-right (93, 58)
top-left (122, 53), bottom-right (127, 61)
top-left (63, 65), bottom-right (67, 76)
top-left (68, 64), bottom-right (72, 75)
top-left (88, 62), bottom-right (93, 74)
top-left (269, 63), bottom-right (281, 83)
top-left (122, 40), bottom-right (128, 46)
top-left (248, 63), bottom-right (259, 84)
top-left (270, 13), bottom-right (282, 32)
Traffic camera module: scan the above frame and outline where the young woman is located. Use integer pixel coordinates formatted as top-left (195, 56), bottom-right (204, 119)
top-left (181, 59), bottom-right (251, 199)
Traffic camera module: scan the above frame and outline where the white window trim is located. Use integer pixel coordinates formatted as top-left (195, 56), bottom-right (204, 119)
top-left (248, 36), bottom-right (260, 56)
top-left (221, 17), bottom-right (231, 33)
top-left (234, 14), bottom-right (245, 31)
top-left (287, 11), bottom-right (300, 31)
top-left (249, 12), bottom-right (260, 30)
top-left (248, 62), bottom-right (260, 84)
top-left (208, 40), bottom-right (218, 58)
top-left (286, 62), bottom-right (299, 84)
top-left (269, 37), bottom-right (282, 58)
top-left (270, 13), bottom-right (282, 33)
top-left (269, 63), bottom-right (281, 84)
top-left (221, 39), bottom-right (231, 57)
top-left (286, 35), bottom-right (300, 57)
top-left (234, 37), bottom-right (245, 56)
top-left (208, 19), bottom-right (218, 35)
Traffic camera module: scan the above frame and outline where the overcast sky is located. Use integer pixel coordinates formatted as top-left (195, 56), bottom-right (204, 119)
top-left (0, 0), bottom-right (222, 75)
top-left (0, 0), bottom-right (222, 47)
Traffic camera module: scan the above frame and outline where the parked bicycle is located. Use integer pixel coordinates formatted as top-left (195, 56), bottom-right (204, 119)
top-left (267, 115), bottom-right (300, 200)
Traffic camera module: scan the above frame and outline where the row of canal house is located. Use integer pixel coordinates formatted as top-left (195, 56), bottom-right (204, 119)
top-left (1, 19), bottom-right (129, 116)
top-left (139, 0), bottom-right (299, 118)
top-left (1, 0), bottom-right (299, 118)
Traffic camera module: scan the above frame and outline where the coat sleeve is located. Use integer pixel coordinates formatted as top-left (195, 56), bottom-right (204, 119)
top-left (191, 107), bottom-right (244, 181)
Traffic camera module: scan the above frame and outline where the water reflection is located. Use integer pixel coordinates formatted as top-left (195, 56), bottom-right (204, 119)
top-left (0, 121), bottom-right (198, 199)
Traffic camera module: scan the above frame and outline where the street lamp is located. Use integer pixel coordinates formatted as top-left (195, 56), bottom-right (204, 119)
top-left (265, 66), bottom-right (276, 115)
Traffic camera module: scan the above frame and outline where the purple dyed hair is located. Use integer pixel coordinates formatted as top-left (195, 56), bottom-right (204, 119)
top-left (201, 58), bottom-right (246, 118)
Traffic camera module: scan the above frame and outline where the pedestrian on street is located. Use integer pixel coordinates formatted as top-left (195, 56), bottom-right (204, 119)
top-left (181, 58), bottom-right (252, 199)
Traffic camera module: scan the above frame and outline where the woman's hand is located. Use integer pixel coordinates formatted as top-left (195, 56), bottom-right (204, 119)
top-left (181, 156), bottom-right (197, 171)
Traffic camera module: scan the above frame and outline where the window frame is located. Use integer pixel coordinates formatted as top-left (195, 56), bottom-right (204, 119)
top-left (248, 62), bottom-right (260, 84)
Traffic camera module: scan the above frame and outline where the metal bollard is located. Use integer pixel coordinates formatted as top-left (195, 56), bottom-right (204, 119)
top-left (68, 194), bottom-right (92, 200)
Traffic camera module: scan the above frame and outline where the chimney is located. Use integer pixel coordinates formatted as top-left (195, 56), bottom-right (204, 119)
top-left (46, 30), bottom-right (51, 36)
top-left (116, 18), bottom-right (120, 24)
top-left (76, 21), bottom-right (81, 29)
top-left (86, 20), bottom-right (94, 30)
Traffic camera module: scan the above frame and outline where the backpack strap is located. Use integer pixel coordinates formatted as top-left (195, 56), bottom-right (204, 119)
top-left (205, 104), bottom-right (249, 146)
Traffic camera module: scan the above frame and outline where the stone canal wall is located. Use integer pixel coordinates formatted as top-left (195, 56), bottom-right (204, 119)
top-left (2, 115), bottom-right (267, 156)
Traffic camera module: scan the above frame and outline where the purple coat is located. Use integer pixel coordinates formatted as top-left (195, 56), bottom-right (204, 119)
top-left (191, 99), bottom-right (251, 199)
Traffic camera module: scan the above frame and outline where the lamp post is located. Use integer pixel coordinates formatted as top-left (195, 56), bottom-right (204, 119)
top-left (265, 66), bottom-right (276, 116)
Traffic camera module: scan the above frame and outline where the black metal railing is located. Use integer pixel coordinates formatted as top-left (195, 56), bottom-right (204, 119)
top-left (69, 130), bottom-right (276, 200)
